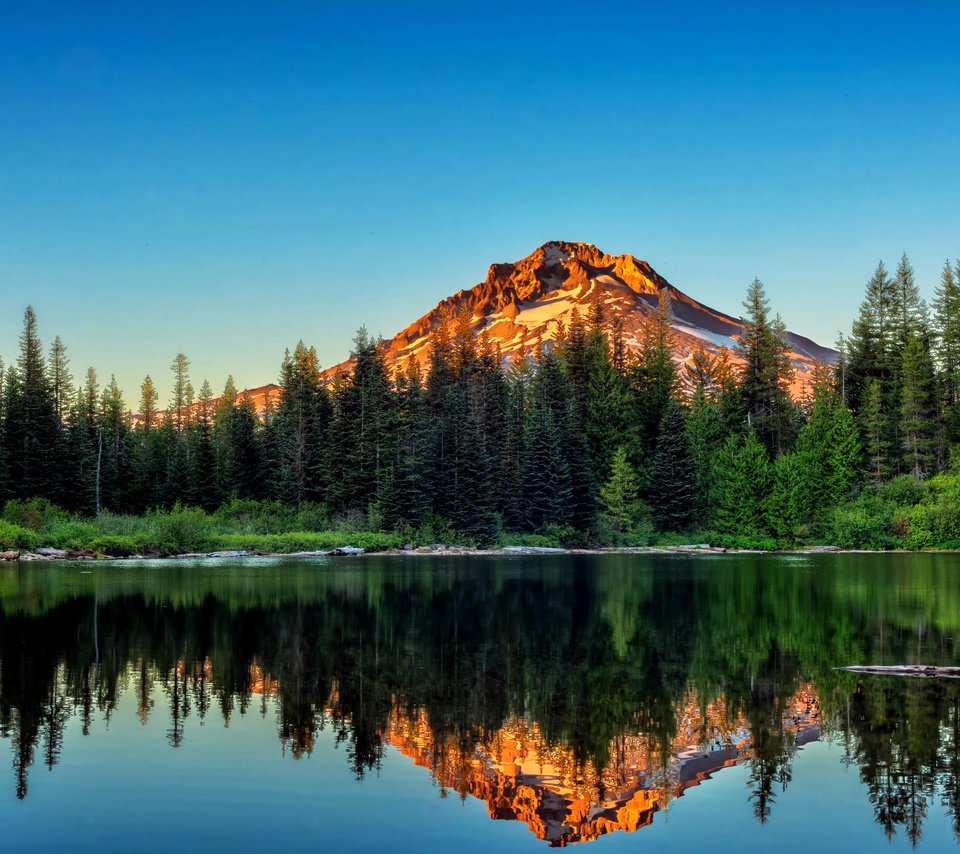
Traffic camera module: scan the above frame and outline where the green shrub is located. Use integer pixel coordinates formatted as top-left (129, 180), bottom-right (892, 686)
top-left (826, 496), bottom-right (897, 549)
top-left (142, 505), bottom-right (212, 553)
top-left (2, 498), bottom-right (67, 532)
top-left (708, 532), bottom-right (781, 551)
top-left (501, 532), bottom-right (564, 549)
top-left (0, 519), bottom-right (38, 550)
top-left (44, 520), bottom-right (99, 550)
top-left (879, 475), bottom-right (925, 507)
top-left (212, 530), bottom-right (404, 553)
top-left (89, 535), bottom-right (141, 557)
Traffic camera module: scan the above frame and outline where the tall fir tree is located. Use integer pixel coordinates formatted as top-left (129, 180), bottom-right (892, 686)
top-left (711, 432), bottom-right (772, 537)
top-left (735, 279), bottom-right (795, 456)
top-left (899, 332), bottom-right (937, 479)
top-left (649, 400), bottom-right (696, 532)
top-left (3, 307), bottom-right (58, 499)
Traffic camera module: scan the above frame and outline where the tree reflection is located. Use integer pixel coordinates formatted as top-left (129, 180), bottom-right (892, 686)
top-left (0, 555), bottom-right (959, 844)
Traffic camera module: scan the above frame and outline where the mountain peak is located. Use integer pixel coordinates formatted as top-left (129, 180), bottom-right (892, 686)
top-left (362, 240), bottom-right (834, 394)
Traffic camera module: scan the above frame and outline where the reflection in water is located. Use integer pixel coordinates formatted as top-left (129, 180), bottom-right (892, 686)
top-left (1, 555), bottom-right (960, 846)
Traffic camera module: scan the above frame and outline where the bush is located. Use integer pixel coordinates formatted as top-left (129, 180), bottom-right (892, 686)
top-left (212, 499), bottom-right (329, 534)
top-left (44, 520), bottom-right (99, 550)
top-left (0, 519), bottom-right (38, 550)
top-left (826, 496), bottom-right (897, 550)
top-left (879, 475), bottom-right (925, 507)
top-left (142, 505), bottom-right (212, 553)
top-left (212, 530), bottom-right (404, 553)
top-left (708, 532), bottom-right (781, 551)
top-left (501, 532), bottom-right (564, 549)
top-left (89, 535), bottom-right (141, 557)
top-left (2, 498), bottom-right (67, 532)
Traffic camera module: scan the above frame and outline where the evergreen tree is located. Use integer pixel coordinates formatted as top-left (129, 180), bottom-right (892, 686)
top-left (628, 289), bottom-right (679, 466)
top-left (97, 376), bottom-right (132, 512)
top-left (170, 353), bottom-right (192, 434)
top-left (933, 259), bottom-right (960, 439)
top-left (686, 386), bottom-right (726, 521)
top-left (327, 330), bottom-right (393, 514)
top-left (48, 336), bottom-right (72, 425)
top-left (583, 326), bottom-right (630, 486)
top-left (893, 253), bottom-right (923, 344)
top-left (846, 261), bottom-right (898, 413)
top-left (523, 347), bottom-right (574, 531)
top-left (735, 279), bottom-right (794, 456)
top-left (767, 452), bottom-right (809, 542)
top-left (274, 342), bottom-right (328, 505)
top-left (3, 307), bottom-right (57, 498)
top-left (711, 432), bottom-right (772, 537)
top-left (187, 380), bottom-right (217, 509)
top-left (862, 378), bottom-right (890, 486)
top-left (598, 446), bottom-right (646, 541)
top-left (900, 332), bottom-right (937, 479)
top-left (649, 400), bottom-right (695, 532)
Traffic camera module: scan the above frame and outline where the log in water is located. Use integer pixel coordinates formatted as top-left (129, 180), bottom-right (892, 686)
top-left (837, 665), bottom-right (960, 678)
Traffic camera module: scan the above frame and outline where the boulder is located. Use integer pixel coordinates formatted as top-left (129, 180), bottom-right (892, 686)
top-left (332, 546), bottom-right (365, 556)
top-left (36, 547), bottom-right (68, 558)
top-left (0, 550), bottom-right (19, 561)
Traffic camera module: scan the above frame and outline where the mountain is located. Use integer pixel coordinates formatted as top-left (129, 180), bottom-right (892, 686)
top-left (236, 241), bottom-right (835, 409)
top-left (329, 240), bottom-right (834, 390)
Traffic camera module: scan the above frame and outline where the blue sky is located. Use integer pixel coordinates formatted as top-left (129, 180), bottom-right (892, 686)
top-left (1, 1), bottom-right (958, 403)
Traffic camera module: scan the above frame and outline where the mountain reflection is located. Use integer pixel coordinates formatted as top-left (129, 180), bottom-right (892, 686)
top-left (1, 555), bottom-right (960, 846)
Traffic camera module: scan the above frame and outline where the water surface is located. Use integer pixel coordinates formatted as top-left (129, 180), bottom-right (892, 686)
top-left (2, 553), bottom-right (960, 851)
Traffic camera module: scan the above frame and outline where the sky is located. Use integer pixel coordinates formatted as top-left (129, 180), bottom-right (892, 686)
top-left (1, 1), bottom-right (959, 404)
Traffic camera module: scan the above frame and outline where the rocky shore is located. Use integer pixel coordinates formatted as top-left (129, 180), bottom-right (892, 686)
top-left (0, 543), bottom-right (856, 563)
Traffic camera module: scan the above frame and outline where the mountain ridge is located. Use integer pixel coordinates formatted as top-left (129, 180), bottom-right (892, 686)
top-left (232, 241), bottom-right (836, 411)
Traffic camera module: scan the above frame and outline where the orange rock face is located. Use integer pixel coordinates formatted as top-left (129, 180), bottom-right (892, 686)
top-left (327, 240), bottom-right (835, 397)
top-left (383, 685), bottom-right (822, 847)
top-left (221, 240), bottom-right (836, 415)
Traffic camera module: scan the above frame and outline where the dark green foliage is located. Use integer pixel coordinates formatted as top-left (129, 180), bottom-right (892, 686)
top-left (649, 401), bottom-right (695, 532)
top-left (3, 307), bottom-right (58, 499)
top-left (711, 432), bottom-right (773, 537)
top-left (598, 446), bottom-right (648, 542)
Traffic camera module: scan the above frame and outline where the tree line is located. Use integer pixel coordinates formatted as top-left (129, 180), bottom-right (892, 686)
top-left (1, 252), bottom-right (958, 546)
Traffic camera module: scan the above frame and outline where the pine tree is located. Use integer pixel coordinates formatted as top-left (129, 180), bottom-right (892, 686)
top-left (686, 386), bottom-right (726, 521)
top-left (98, 376), bottom-right (132, 512)
top-left (735, 279), bottom-right (795, 456)
top-left (900, 332), bottom-right (937, 479)
top-left (187, 379), bottom-right (217, 509)
top-left (139, 376), bottom-right (159, 433)
top-left (48, 336), bottom-right (72, 425)
top-left (649, 400), bottom-right (695, 532)
top-left (274, 342), bottom-right (328, 505)
top-left (933, 259), bottom-right (960, 439)
top-left (599, 446), bottom-right (646, 541)
top-left (327, 330), bottom-right (393, 514)
top-left (846, 261), bottom-right (898, 413)
top-left (170, 353), bottom-right (192, 434)
top-left (767, 452), bottom-right (809, 542)
top-left (862, 378), bottom-right (890, 486)
top-left (583, 326), bottom-right (630, 486)
top-left (523, 347), bottom-right (574, 531)
top-left (3, 307), bottom-right (58, 499)
top-left (711, 432), bottom-right (772, 537)
top-left (893, 254), bottom-right (923, 344)
top-left (628, 289), bottom-right (679, 465)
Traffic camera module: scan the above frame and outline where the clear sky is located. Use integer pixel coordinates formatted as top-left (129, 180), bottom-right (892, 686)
top-left (1, 1), bottom-right (958, 404)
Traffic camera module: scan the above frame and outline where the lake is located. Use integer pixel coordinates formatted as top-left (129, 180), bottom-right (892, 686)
top-left (2, 553), bottom-right (960, 851)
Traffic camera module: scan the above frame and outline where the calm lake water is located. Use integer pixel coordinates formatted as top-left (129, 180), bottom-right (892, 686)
top-left (2, 553), bottom-right (960, 852)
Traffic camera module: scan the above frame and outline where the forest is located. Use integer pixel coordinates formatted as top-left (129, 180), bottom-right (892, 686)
top-left (1, 253), bottom-right (960, 554)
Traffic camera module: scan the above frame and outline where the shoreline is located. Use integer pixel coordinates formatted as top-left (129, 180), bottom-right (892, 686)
top-left (0, 544), bottom-right (940, 564)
